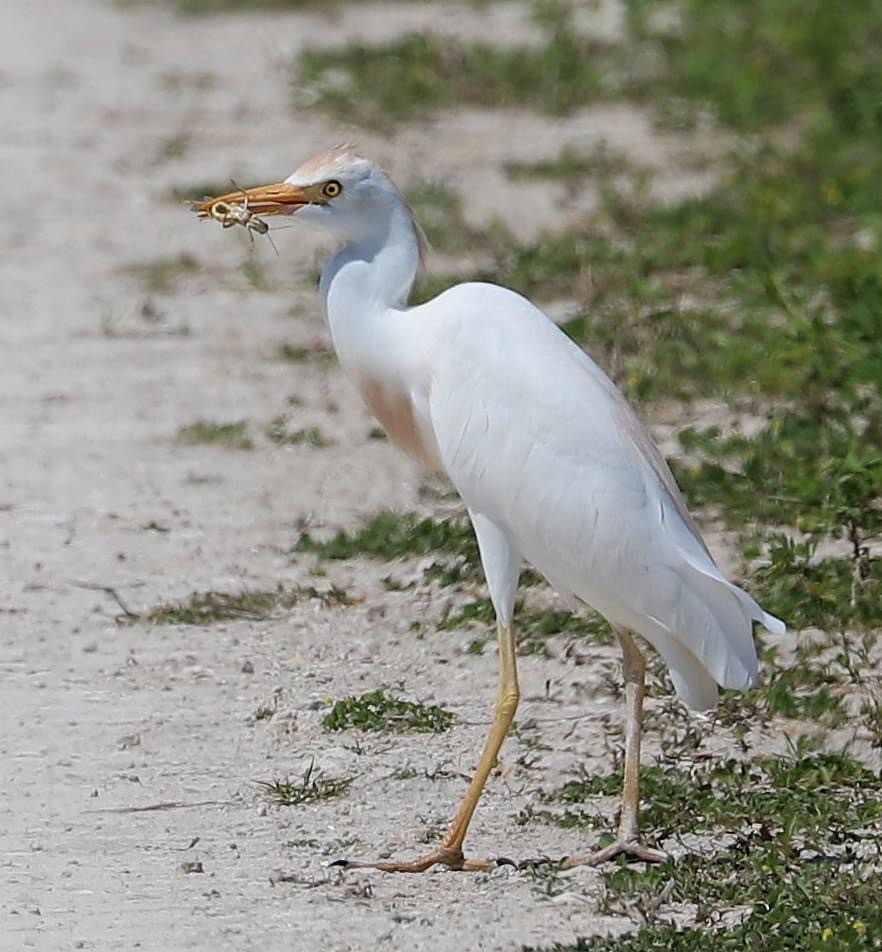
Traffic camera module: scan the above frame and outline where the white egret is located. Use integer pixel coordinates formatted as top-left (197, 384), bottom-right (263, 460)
top-left (193, 146), bottom-right (785, 872)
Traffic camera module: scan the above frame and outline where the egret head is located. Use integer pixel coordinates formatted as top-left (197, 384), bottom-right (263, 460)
top-left (195, 145), bottom-right (411, 246)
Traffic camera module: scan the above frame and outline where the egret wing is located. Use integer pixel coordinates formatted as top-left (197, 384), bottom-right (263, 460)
top-left (422, 283), bottom-right (781, 703)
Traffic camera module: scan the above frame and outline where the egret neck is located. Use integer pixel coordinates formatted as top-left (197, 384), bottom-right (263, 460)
top-left (319, 194), bottom-right (421, 362)
top-left (319, 187), bottom-right (440, 469)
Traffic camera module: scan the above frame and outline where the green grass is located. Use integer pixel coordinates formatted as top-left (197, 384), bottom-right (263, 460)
top-left (322, 689), bottom-right (455, 733)
top-left (625, 0), bottom-right (882, 136)
top-left (747, 537), bottom-right (882, 632)
top-left (256, 760), bottom-right (351, 806)
top-left (127, 252), bottom-right (200, 294)
top-left (241, 255), bottom-right (272, 291)
top-left (540, 753), bottom-right (881, 838)
top-left (504, 142), bottom-right (639, 186)
top-left (265, 417), bottom-right (334, 448)
top-left (417, 227), bottom-right (653, 314)
top-left (528, 868), bottom-right (881, 951)
top-left (177, 420), bottom-right (253, 450)
top-left (528, 753), bottom-right (882, 950)
top-left (294, 512), bottom-right (547, 589)
top-left (673, 423), bottom-right (882, 535)
top-left (405, 181), bottom-right (484, 253)
top-left (294, 29), bottom-right (615, 128)
top-left (134, 585), bottom-right (348, 625)
top-left (295, 510), bottom-right (480, 575)
top-left (275, 341), bottom-right (337, 366)
top-left (440, 596), bottom-right (614, 654)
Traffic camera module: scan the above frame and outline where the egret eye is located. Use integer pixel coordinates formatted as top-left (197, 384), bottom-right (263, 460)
top-left (322, 180), bottom-right (342, 199)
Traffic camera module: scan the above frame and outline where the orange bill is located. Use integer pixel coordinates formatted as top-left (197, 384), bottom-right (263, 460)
top-left (191, 182), bottom-right (313, 219)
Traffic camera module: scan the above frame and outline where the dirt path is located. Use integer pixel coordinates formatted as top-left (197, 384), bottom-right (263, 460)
top-left (1, 2), bottom-right (740, 949)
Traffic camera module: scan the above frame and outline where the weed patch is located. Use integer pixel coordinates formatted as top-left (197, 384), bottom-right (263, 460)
top-left (275, 341), bottom-right (336, 366)
top-left (296, 510), bottom-right (480, 576)
top-left (540, 753), bottom-right (881, 839)
top-left (265, 417), bottom-right (334, 448)
top-left (294, 30), bottom-right (615, 127)
top-left (256, 760), bottom-right (351, 806)
top-left (133, 585), bottom-right (347, 625)
top-left (504, 142), bottom-right (638, 187)
top-left (406, 181), bottom-right (483, 253)
top-left (528, 754), bottom-right (882, 948)
top-left (322, 689), bottom-right (454, 733)
top-left (748, 539), bottom-right (882, 633)
top-left (127, 252), bottom-right (200, 294)
top-left (177, 420), bottom-right (253, 450)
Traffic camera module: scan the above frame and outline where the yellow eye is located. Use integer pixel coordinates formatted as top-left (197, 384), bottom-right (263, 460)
top-left (322, 180), bottom-right (342, 199)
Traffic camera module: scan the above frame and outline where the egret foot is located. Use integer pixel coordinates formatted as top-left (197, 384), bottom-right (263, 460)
top-left (331, 846), bottom-right (515, 873)
top-left (332, 621), bottom-right (521, 875)
top-left (562, 839), bottom-right (668, 868)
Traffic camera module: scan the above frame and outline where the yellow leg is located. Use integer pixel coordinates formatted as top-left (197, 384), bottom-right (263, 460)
top-left (334, 621), bottom-right (520, 872)
top-left (618, 627), bottom-right (646, 843)
top-left (563, 628), bottom-right (666, 867)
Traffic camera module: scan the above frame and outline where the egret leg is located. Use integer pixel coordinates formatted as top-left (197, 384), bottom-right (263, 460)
top-left (333, 620), bottom-right (520, 873)
top-left (562, 628), bottom-right (667, 867)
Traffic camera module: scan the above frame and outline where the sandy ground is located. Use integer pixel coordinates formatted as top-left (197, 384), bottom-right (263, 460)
top-left (1, 2), bottom-right (768, 949)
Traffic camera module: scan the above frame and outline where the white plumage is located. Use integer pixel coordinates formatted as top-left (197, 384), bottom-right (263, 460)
top-left (193, 146), bottom-right (785, 872)
top-left (420, 281), bottom-right (784, 709)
